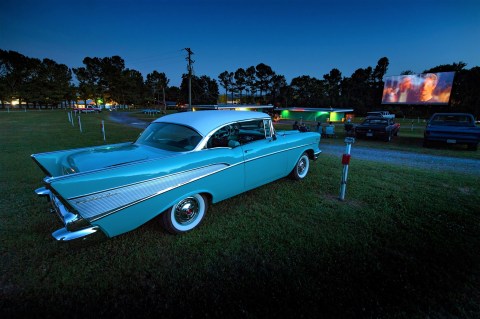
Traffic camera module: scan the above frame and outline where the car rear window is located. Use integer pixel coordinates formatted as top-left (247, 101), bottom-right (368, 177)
top-left (362, 119), bottom-right (388, 125)
top-left (431, 115), bottom-right (473, 126)
top-left (136, 123), bottom-right (202, 152)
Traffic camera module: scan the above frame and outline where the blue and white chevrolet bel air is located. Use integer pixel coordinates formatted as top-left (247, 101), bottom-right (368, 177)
top-left (32, 110), bottom-right (321, 241)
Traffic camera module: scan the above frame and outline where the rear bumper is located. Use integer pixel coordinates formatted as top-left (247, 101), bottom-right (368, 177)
top-left (356, 130), bottom-right (388, 137)
top-left (424, 127), bottom-right (480, 145)
top-left (35, 187), bottom-right (106, 242)
top-left (424, 136), bottom-right (479, 144)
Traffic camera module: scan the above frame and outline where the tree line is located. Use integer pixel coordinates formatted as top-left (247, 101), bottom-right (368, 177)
top-left (1, 49), bottom-right (479, 117)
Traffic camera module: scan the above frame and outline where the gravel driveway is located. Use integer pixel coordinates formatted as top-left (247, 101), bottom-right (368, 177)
top-left (109, 111), bottom-right (151, 129)
top-left (320, 144), bottom-right (480, 176)
top-left (110, 112), bottom-right (480, 176)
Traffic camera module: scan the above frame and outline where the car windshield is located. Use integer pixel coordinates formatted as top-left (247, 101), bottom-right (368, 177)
top-left (136, 122), bottom-right (202, 152)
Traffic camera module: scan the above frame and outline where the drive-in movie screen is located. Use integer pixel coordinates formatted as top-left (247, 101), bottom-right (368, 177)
top-left (382, 71), bottom-right (455, 105)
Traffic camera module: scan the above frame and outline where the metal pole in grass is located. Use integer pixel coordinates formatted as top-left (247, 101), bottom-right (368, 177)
top-left (339, 137), bottom-right (355, 201)
top-left (78, 116), bottom-right (82, 133)
top-left (101, 120), bottom-right (106, 141)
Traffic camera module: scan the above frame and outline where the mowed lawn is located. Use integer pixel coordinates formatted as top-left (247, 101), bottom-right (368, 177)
top-left (1, 110), bottom-right (479, 318)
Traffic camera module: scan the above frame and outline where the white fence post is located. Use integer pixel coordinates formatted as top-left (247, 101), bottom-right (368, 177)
top-left (78, 116), bottom-right (82, 133)
top-left (101, 120), bottom-right (106, 141)
top-left (339, 137), bottom-right (355, 201)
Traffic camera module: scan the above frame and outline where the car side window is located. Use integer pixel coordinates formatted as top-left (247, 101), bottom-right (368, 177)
top-left (206, 119), bottom-right (270, 149)
top-left (235, 120), bottom-right (268, 145)
top-left (207, 124), bottom-right (238, 148)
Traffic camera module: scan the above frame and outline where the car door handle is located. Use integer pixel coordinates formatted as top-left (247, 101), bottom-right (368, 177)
top-left (244, 149), bottom-right (253, 153)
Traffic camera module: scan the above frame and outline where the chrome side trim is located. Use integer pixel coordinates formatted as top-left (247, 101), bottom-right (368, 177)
top-left (243, 142), bottom-right (317, 163)
top-left (66, 163), bottom-right (232, 201)
top-left (68, 163), bottom-right (229, 222)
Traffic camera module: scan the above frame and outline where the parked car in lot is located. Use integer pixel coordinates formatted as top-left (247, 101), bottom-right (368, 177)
top-left (142, 108), bottom-right (161, 114)
top-left (423, 113), bottom-right (480, 150)
top-left (74, 107), bottom-right (101, 113)
top-left (354, 116), bottom-right (400, 141)
top-left (32, 111), bottom-right (321, 242)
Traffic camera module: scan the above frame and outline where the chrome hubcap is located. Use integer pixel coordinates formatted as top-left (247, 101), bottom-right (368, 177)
top-left (298, 157), bottom-right (307, 175)
top-left (174, 197), bottom-right (199, 225)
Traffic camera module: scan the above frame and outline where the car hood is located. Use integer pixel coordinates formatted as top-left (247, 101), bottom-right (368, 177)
top-left (63, 143), bottom-right (178, 173)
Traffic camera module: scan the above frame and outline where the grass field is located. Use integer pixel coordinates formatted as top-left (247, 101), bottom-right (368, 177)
top-left (1, 110), bottom-right (479, 318)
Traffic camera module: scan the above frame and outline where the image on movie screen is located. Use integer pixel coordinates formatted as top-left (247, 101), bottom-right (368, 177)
top-left (382, 71), bottom-right (455, 105)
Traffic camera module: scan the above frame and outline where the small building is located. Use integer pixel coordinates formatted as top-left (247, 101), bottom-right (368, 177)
top-left (192, 104), bottom-right (274, 112)
top-left (276, 107), bottom-right (354, 123)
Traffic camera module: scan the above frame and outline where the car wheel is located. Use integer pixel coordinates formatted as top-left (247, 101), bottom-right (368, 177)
top-left (290, 152), bottom-right (310, 180)
top-left (161, 194), bottom-right (208, 234)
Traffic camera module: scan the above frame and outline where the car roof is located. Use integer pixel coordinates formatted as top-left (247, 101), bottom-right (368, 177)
top-left (153, 110), bottom-right (271, 136)
top-left (365, 116), bottom-right (388, 119)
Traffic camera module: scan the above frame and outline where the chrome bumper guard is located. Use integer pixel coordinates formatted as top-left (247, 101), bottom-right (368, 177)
top-left (35, 187), bottom-right (105, 242)
top-left (52, 226), bottom-right (102, 242)
top-left (313, 150), bottom-right (322, 160)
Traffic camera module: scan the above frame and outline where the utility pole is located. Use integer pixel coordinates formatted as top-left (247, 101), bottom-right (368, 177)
top-left (184, 48), bottom-right (194, 110)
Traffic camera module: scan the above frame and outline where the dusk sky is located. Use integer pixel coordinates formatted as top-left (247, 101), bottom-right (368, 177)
top-left (1, 0), bottom-right (479, 87)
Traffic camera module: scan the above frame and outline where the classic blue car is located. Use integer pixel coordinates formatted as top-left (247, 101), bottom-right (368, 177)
top-left (32, 111), bottom-right (321, 241)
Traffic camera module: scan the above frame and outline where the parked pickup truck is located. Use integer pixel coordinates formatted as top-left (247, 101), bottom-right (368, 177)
top-left (355, 116), bottom-right (400, 142)
top-left (423, 113), bottom-right (480, 150)
top-left (366, 111), bottom-right (395, 119)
